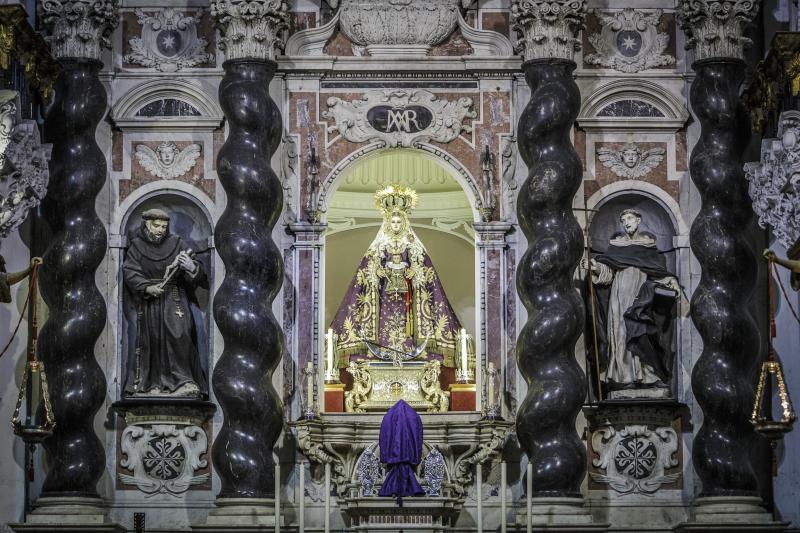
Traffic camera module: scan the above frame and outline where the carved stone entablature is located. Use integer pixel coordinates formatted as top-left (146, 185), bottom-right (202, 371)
top-left (323, 90), bottom-right (476, 148)
top-left (292, 413), bottom-right (512, 498)
top-left (124, 8), bottom-right (212, 72)
top-left (584, 402), bottom-right (683, 496)
top-left (0, 91), bottom-right (52, 243)
top-left (677, 0), bottom-right (760, 61)
top-left (585, 9), bottom-right (675, 73)
top-left (338, 0), bottom-right (461, 57)
top-left (211, 0), bottom-right (290, 61)
top-left (511, 0), bottom-right (586, 62)
top-left (39, 0), bottom-right (119, 60)
top-left (113, 399), bottom-right (216, 496)
top-left (745, 110), bottom-right (800, 249)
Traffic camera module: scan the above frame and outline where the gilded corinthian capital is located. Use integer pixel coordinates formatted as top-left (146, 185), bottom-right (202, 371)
top-left (211, 0), bottom-right (291, 61)
top-left (677, 0), bottom-right (760, 61)
top-left (38, 0), bottom-right (119, 60)
top-left (511, 0), bottom-right (586, 62)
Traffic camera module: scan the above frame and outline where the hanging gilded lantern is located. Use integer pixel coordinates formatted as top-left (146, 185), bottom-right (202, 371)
top-left (9, 260), bottom-right (55, 444)
top-left (751, 359), bottom-right (796, 441)
top-left (751, 258), bottom-right (797, 441)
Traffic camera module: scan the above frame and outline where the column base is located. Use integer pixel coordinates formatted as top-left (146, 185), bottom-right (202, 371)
top-left (9, 497), bottom-right (124, 532)
top-left (674, 496), bottom-right (789, 532)
top-left (515, 497), bottom-right (609, 532)
top-left (193, 498), bottom-right (282, 532)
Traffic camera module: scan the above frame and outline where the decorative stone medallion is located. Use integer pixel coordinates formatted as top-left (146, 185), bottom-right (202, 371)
top-left (585, 9), bottom-right (675, 73)
top-left (591, 424), bottom-right (679, 494)
top-left (124, 8), bottom-right (212, 72)
top-left (745, 110), bottom-right (800, 249)
top-left (323, 89), bottom-right (476, 148)
top-left (119, 423), bottom-right (209, 495)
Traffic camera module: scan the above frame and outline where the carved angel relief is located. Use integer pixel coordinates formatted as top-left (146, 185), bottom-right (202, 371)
top-left (597, 143), bottom-right (665, 179)
top-left (135, 141), bottom-right (201, 180)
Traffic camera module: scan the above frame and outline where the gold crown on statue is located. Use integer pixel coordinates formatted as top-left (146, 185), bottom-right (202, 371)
top-left (375, 185), bottom-right (418, 217)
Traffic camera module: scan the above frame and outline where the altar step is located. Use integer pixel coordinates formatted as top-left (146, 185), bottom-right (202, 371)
top-left (340, 496), bottom-right (460, 532)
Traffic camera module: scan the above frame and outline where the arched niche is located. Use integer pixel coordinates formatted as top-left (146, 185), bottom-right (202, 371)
top-left (118, 192), bottom-right (214, 398)
top-left (589, 193), bottom-right (679, 274)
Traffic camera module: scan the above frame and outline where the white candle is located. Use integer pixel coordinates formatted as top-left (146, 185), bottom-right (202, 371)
top-left (526, 462), bottom-right (533, 533)
top-left (274, 462), bottom-right (280, 533)
top-left (306, 361), bottom-right (314, 412)
top-left (324, 462), bottom-right (331, 533)
top-left (500, 461), bottom-right (507, 533)
top-left (298, 462), bottom-right (305, 533)
top-left (476, 462), bottom-right (483, 533)
top-left (460, 328), bottom-right (468, 379)
top-left (327, 328), bottom-right (334, 376)
top-left (488, 362), bottom-right (495, 411)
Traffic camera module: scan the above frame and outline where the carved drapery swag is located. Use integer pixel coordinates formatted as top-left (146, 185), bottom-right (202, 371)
top-left (511, 0), bottom-right (586, 61)
top-left (211, 0), bottom-right (290, 61)
top-left (39, 0), bottom-right (119, 60)
top-left (677, 0), bottom-right (760, 61)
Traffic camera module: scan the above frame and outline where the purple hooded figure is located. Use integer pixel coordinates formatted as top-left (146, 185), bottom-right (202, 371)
top-left (378, 399), bottom-right (425, 503)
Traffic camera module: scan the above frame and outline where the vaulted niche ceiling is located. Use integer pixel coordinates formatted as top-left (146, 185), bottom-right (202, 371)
top-left (329, 149), bottom-right (471, 220)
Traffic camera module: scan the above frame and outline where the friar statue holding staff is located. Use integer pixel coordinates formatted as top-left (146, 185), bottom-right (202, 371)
top-left (582, 208), bottom-right (683, 397)
top-left (122, 208), bottom-right (208, 397)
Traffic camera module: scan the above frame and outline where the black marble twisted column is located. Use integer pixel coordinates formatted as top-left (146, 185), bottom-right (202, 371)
top-left (515, 58), bottom-right (586, 497)
top-left (689, 58), bottom-right (759, 497)
top-left (212, 59), bottom-right (285, 499)
top-left (37, 59), bottom-right (108, 497)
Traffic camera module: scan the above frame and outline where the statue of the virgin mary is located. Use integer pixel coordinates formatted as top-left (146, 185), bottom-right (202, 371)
top-left (330, 185), bottom-right (464, 368)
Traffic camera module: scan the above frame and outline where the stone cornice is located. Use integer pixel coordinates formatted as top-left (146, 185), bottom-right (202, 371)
top-left (211, 0), bottom-right (290, 62)
top-left (511, 0), bottom-right (587, 62)
top-left (677, 0), bottom-right (760, 61)
top-left (39, 0), bottom-right (119, 60)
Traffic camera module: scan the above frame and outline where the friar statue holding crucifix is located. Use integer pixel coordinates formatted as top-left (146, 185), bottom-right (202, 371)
top-left (123, 208), bottom-right (208, 397)
top-left (583, 208), bottom-right (683, 398)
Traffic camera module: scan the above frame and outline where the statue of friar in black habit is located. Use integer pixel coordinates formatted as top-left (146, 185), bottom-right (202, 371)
top-left (123, 208), bottom-right (208, 398)
top-left (582, 209), bottom-right (682, 399)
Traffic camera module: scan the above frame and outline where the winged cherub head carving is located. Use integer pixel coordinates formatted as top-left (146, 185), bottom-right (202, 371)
top-left (597, 142), bottom-right (666, 179)
top-left (135, 141), bottom-right (202, 180)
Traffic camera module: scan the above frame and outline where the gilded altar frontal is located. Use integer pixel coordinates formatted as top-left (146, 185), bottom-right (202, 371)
top-left (1, 0), bottom-right (800, 532)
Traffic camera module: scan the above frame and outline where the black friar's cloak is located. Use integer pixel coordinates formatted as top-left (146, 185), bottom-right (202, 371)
top-left (586, 233), bottom-right (677, 387)
top-left (123, 228), bottom-right (208, 396)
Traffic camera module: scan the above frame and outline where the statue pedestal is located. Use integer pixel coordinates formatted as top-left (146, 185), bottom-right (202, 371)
top-left (324, 382), bottom-right (346, 412)
top-left (111, 398), bottom-right (216, 496)
top-left (448, 383), bottom-right (476, 411)
top-left (10, 497), bottom-right (125, 532)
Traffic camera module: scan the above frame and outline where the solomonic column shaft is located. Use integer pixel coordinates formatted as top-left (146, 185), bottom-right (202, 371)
top-left (36, 0), bottom-right (118, 501)
top-left (201, 0), bottom-right (289, 523)
top-left (678, 0), bottom-right (760, 497)
top-left (511, 2), bottom-right (602, 527)
top-left (676, 1), bottom-right (783, 530)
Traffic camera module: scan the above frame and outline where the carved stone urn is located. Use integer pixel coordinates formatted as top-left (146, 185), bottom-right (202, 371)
top-left (338, 0), bottom-right (461, 57)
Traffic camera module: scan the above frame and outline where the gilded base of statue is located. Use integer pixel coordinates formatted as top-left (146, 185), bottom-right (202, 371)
top-left (345, 360), bottom-right (450, 413)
